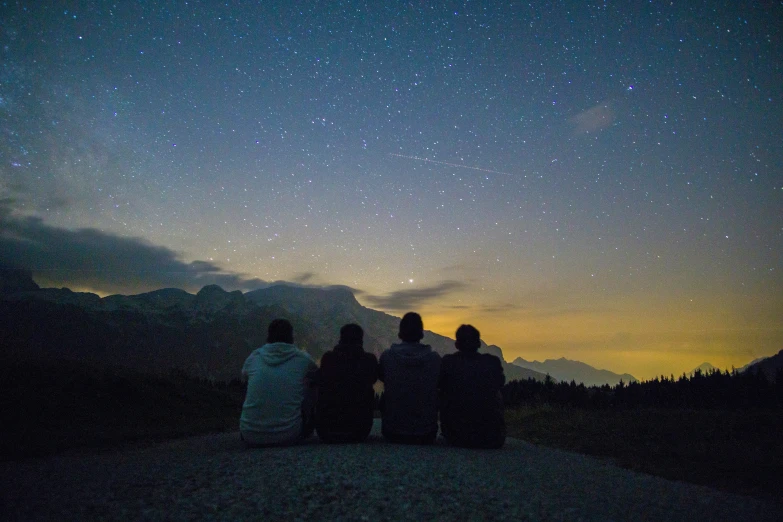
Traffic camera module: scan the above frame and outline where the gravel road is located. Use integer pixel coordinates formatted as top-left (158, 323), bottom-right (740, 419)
top-left (1, 420), bottom-right (779, 521)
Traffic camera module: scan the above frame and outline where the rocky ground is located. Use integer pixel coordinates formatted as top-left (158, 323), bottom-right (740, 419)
top-left (1, 421), bottom-right (778, 521)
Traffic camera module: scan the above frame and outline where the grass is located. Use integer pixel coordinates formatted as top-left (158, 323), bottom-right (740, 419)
top-left (505, 404), bottom-right (783, 503)
top-left (0, 358), bottom-right (245, 459)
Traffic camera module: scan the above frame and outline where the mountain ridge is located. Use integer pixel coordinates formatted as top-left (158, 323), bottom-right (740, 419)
top-left (512, 356), bottom-right (638, 387)
top-left (0, 269), bottom-right (546, 383)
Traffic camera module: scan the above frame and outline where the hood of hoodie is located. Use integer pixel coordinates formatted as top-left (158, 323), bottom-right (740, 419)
top-left (258, 342), bottom-right (305, 366)
top-left (387, 342), bottom-right (435, 366)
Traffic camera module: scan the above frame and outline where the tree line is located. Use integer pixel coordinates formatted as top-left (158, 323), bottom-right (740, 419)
top-left (502, 368), bottom-right (783, 410)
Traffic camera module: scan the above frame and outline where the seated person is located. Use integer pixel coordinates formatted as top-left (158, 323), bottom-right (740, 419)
top-left (379, 312), bottom-right (441, 445)
top-left (314, 323), bottom-right (379, 443)
top-left (438, 324), bottom-right (506, 449)
top-left (240, 318), bottom-right (318, 446)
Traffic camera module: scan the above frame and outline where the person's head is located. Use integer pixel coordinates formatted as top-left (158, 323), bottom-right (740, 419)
top-left (398, 312), bottom-right (424, 343)
top-left (455, 324), bottom-right (481, 353)
top-left (267, 318), bottom-right (294, 344)
top-left (339, 323), bottom-right (364, 347)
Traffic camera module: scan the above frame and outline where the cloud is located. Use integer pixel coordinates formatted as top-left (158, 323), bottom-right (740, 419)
top-left (291, 271), bottom-right (315, 284)
top-left (478, 303), bottom-right (524, 314)
top-left (0, 202), bottom-right (268, 295)
top-left (363, 280), bottom-right (467, 310)
top-left (325, 284), bottom-right (364, 295)
top-left (571, 103), bottom-right (615, 134)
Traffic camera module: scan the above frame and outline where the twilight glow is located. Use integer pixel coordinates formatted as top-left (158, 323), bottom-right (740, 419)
top-left (1, 1), bottom-right (781, 379)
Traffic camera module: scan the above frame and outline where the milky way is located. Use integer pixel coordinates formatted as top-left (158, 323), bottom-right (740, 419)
top-left (1, 1), bottom-right (781, 378)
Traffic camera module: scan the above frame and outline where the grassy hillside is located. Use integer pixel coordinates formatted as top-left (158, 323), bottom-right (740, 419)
top-left (0, 358), bottom-right (244, 459)
top-left (505, 405), bottom-right (783, 503)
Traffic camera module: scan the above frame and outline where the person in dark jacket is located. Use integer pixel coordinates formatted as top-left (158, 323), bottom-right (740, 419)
top-left (438, 324), bottom-right (506, 449)
top-left (378, 312), bottom-right (441, 444)
top-left (314, 324), bottom-right (379, 443)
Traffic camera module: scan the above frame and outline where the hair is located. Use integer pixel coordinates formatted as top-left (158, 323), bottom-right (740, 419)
top-left (398, 312), bottom-right (424, 343)
top-left (455, 324), bottom-right (481, 353)
top-left (267, 318), bottom-right (294, 344)
top-left (339, 323), bottom-right (364, 347)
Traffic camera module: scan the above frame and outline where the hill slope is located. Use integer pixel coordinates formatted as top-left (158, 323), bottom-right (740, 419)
top-left (742, 349), bottom-right (783, 382)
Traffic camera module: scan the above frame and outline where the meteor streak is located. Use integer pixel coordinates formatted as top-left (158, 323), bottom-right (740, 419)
top-left (389, 153), bottom-right (511, 176)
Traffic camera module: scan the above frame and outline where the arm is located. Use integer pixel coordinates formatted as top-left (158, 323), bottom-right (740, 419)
top-left (366, 354), bottom-right (379, 386)
top-left (378, 353), bottom-right (386, 383)
top-left (303, 355), bottom-right (319, 387)
top-left (495, 357), bottom-right (506, 388)
top-left (241, 352), bottom-right (255, 381)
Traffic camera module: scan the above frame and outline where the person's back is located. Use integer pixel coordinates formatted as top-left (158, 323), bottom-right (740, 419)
top-left (379, 312), bottom-right (441, 444)
top-left (240, 319), bottom-right (318, 446)
top-left (438, 325), bottom-right (506, 449)
top-left (315, 324), bottom-right (378, 443)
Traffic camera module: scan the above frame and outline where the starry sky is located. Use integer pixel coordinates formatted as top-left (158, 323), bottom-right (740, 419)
top-left (1, 1), bottom-right (781, 379)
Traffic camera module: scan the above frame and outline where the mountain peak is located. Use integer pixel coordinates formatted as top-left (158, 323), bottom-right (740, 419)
top-left (688, 362), bottom-right (718, 376)
top-left (481, 344), bottom-right (506, 362)
top-left (245, 283), bottom-right (361, 310)
top-left (0, 267), bottom-right (40, 294)
top-left (196, 284), bottom-right (228, 298)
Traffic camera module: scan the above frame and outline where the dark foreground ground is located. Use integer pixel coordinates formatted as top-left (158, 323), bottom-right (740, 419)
top-left (3, 358), bottom-right (781, 509)
top-left (0, 420), bottom-right (779, 522)
top-left (506, 405), bottom-right (783, 504)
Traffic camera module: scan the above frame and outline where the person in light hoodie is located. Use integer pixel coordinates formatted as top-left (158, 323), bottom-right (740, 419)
top-left (378, 312), bottom-right (441, 444)
top-left (240, 319), bottom-right (318, 446)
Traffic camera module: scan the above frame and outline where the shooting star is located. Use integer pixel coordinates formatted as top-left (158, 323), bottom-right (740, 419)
top-left (389, 153), bottom-right (512, 176)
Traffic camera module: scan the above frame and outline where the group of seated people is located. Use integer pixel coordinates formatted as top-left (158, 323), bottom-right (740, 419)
top-left (239, 312), bottom-right (506, 449)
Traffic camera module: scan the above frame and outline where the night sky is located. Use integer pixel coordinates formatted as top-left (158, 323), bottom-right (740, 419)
top-left (2, 1), bottom-right (781, 379)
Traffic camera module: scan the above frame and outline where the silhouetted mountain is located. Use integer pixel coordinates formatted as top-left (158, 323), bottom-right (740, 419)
top-left (245, 284), bottom-right (546, 382)
top-left (0, 267), bottom-right (40, 293)
top-left (737, 355), bottom-right (769, 373)
top-left (688, 362), bottom-right (719, 376)
top-left (483, 345), bottom-right (549, 382)
top-left (742, 349), bottom-right (783, 382)
top-left (511, 357), bottom-right (637, 386)
top-left (0, 273), bottom-right (546, 383)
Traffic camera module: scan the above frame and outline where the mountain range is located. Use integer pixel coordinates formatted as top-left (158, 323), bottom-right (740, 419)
top-left (4, 267), bottom-right (779, 384)
top-left (0, 268), bottom-right (545, 383)
top-left (511, 357), bottom-right (638, 387)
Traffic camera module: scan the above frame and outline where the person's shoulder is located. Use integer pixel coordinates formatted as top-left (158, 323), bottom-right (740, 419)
top-left (362, 351), bottom-right (379, 364)
top-left (294, 347), bottom-right (317, 365)
top-left (426, 347), bottom-right (442, 367)
top-left (478, 352), bottom-right (502, 362)
top-left (480, 352), bottom-right (504, 369)
top-left (379, 345), bottom-right (396, 360)
top-left (244, 347), bottom-right (263, 361)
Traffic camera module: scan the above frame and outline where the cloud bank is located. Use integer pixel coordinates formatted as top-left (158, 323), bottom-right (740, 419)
top-left (363, 280), bottom-right (467, 311)
top-left (0, 202), bottom-right (268, 295)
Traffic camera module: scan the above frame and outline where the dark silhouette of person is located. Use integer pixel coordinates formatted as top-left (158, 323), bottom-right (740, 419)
top-left (438, 324), bottom-right (506, 448)
top-left (240, 318), bottom-right (318, 446)
top-left (378, 312), bottom-right (441, 444)
top-left (314, 323), bottom-right (379, 443)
